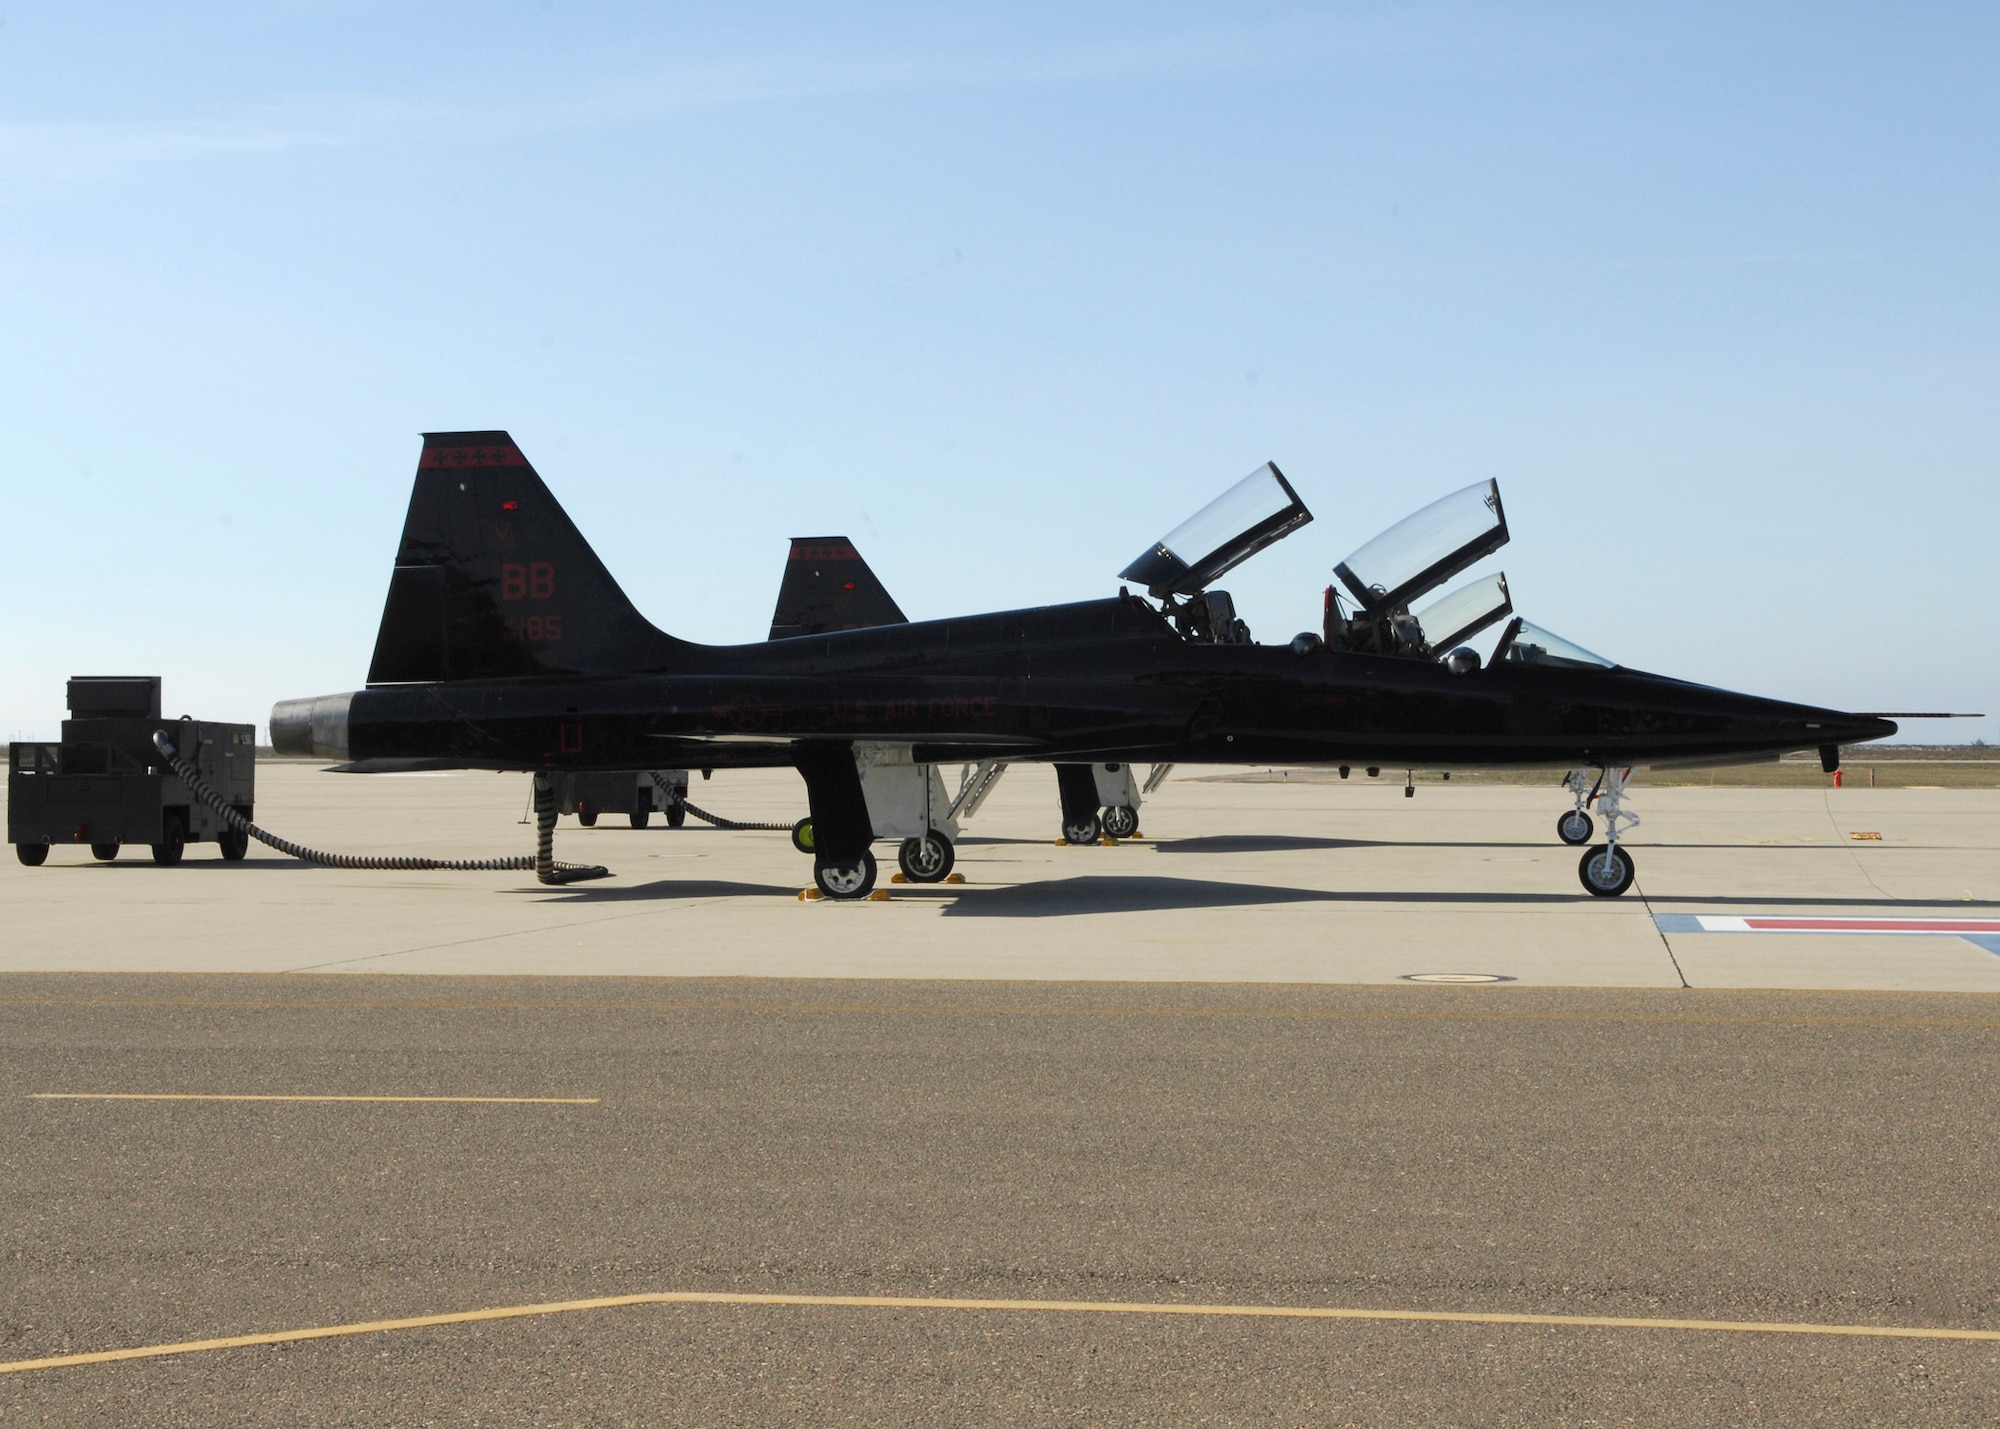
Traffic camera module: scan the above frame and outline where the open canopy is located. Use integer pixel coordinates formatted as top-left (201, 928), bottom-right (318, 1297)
top-left (1413, 572), bottom-right (1512, 654)
top-left (1333, 479), bottom-right (1508, 614)
top-left (1120, 462), bottom-right (1312, 598)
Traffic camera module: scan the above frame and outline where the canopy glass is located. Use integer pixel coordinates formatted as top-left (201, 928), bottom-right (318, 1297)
top-left (1120, 463), bottom-right (1312, 598)
top-left (1494, 618), bottom-right (1615, 669)
top-left (1333, 480), bottom-right (1507, 613)
top-left (1413, 572), bottom-right (1512, 654)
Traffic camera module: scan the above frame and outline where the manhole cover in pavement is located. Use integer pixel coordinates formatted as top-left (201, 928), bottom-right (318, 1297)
top-left (1401, 973), bottom-right (1515, 984)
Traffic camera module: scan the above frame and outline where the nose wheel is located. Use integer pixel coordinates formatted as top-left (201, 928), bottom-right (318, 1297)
top-left (1572, 766), bottom-right (1639, 896)
top-left (1578, 844), bottom-right (1635, 896)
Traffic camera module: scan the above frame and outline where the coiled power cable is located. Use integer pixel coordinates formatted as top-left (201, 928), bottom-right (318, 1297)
top-left (152, 732), bottom-right (609, 885)
top-left (648, 771), bottom-right (795, 832)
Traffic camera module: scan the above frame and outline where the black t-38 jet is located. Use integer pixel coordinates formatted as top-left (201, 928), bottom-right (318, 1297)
top-left (272, 430), bottom-right (1895, 900)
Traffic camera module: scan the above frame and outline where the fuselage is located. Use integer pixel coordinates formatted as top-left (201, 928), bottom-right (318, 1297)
top-left (281, 594), bottom-right (1895, 772)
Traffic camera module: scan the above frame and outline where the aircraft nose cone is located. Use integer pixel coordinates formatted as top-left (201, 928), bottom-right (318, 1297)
top-left (1846, 714), bottom-right (1898, 744)
top-left (1805, 712), bottom-right (1897, 748)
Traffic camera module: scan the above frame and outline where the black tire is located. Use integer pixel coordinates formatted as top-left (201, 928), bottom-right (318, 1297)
top-left (666, 800), bottom-right (686, 829)
top-left (1578, 844), bottom-right (1635, 897)
top-left (151, 813), bottom-right (187, 867)
top-left (813, 850), bottom-right (878, 900)
top-left (578, 808), bottom-right (598, 827)
top-left (218, 827), bottom-right (249, 861)
top-left (630, 808), bottom-right (650, 829)
top-left (897, 832), bottom-right (955, 883)
top-left (1100, 805), bottom-right (1139, 839)
top-left (791, 818), bottom-right (815, 854)
top-left (90, 842), bottom-right (120, 862)
top-left (1557, 810), bottom-right (1594, 845)
top-left (15, 842), bottom-right (49, 867)
top-left (1062, 813), bottom-right (1101, 845)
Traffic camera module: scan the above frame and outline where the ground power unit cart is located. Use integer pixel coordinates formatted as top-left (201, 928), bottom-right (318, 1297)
top-left (8, 677), bottom-right (254, 867)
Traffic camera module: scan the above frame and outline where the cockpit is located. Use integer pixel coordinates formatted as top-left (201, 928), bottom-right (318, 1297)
top-left (1120, 466), bottom-right (1616, 671)
top-left (1119, 462), bottom-right (1310, 644)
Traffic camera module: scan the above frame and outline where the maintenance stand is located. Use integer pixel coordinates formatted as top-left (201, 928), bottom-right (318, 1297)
top-left (8, 677), bottom-right (254, 867)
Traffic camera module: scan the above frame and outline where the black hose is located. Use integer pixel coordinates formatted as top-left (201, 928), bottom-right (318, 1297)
top-left (647, 771), bottom-right (795, 832)
top-left (152, 733), bottom-right (609, 884)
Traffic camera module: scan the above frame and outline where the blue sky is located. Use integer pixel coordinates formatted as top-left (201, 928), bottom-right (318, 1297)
top-left (2, 3), bottom-right (1994, 742)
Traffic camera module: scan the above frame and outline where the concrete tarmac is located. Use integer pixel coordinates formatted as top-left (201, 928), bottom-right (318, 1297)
top-left (2, 977), bottom-right (1999, 1425)
top-left (3, 763), bottom-right (1998, 988)
top-left (3, 763), bottom-right (1998, 1422)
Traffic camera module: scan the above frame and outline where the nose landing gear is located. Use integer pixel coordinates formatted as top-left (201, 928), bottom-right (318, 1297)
top-left (1557, 770), bottom-right (1596, 844)
top-left (1576, 766), bottom-right (1638, 897)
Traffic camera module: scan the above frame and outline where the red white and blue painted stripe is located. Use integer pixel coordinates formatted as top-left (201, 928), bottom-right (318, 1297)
top-left (1655, 914), bottom-right (2000, 955)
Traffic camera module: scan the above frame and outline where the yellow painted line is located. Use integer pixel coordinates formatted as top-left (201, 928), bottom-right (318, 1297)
top-left (3, 1289), bottom-right (1997, 1376)
top-left (26, 1094), bottom-right (597, 1105)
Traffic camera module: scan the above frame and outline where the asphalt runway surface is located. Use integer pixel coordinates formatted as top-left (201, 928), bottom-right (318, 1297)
top-left (4, 975), bottom-right (1999, 1425)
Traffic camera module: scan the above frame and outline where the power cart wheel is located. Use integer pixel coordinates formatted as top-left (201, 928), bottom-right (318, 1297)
top-left (1556, 810), bottom-right (1594, 845)
top-left (1062, 813), bottom-right (1101, 846)
top-left (813, 850), bottom-right (877, 900)
top-left (151, 813), bottom-right (187, 867)
top-left (897, 832), bottom-right (954, 883)
top-left (15, 842), bottom-right (49, 867)
top-left (1100, 805), bottom-right (1139, 839)
top-left (629, 808), bottom-right (650, 829)
top-left (1578, 844), bottom-right (1635, 897)
top-left (217, 827), bottom-right (249, 861)
top-left (666, 799), bottom-right (686, 829)
top-left (577, 808), bottom-right (598, 827)
top-left (790, 818), bottom-right (815, 854)
top-left (90, 842), bottom-right (120, 862)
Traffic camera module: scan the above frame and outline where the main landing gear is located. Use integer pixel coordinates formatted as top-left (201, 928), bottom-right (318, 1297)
top-left (815, 849), bottom-right (878, 900)
top-left (1099, 804), bottom-right (1139, 840)
top-left (1053, 764), bottom-right (1139, 844)
top-left (897, 831), bottom-right (955, 883)
top-left (1575, 766), bottom-right (1638, 897)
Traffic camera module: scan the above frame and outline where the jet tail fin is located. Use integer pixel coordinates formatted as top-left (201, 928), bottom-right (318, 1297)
top-left (768, 537), bottom-right (908, 640)
top-left (367, 431), bottom-right (684, 683)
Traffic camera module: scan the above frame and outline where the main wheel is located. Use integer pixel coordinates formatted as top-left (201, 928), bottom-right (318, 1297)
top-left (151, 813), bottom-right (187, 867)
top-left (630, 808), bottom-right (650, 829)
top-left (666, 799), bottom-right (686, 829)
top-left (1100, 805), bottom-right (1139, 839)
top-left (15, 842), bottom-right (49, 867)
top-left (813, 850), bottom-right (878, 900)
top-left (91, 842), bottom-right (120, 862)
top-left (218, 827), bottom-right (249, 861)
top-left (1556, 809), bottom-right (1594, 845)
top-left (1578, 844), bottom-right (1635, 897)
top-left (578, 808), bottom-right (598, 827)
top-left (897, 832), bottom-right (954, 883)
top-left (791, 818), bottom-right (816, 854)
top-left (1062, 812), bottom-right (1101, 845)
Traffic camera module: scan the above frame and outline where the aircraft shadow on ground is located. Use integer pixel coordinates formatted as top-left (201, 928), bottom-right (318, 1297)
top-left (935, 875), bottom-right (1584, 917)
top-left (532, 878), bottom-right (802, 903)
top-left (1150, 835), bottom-right (1387, 854)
